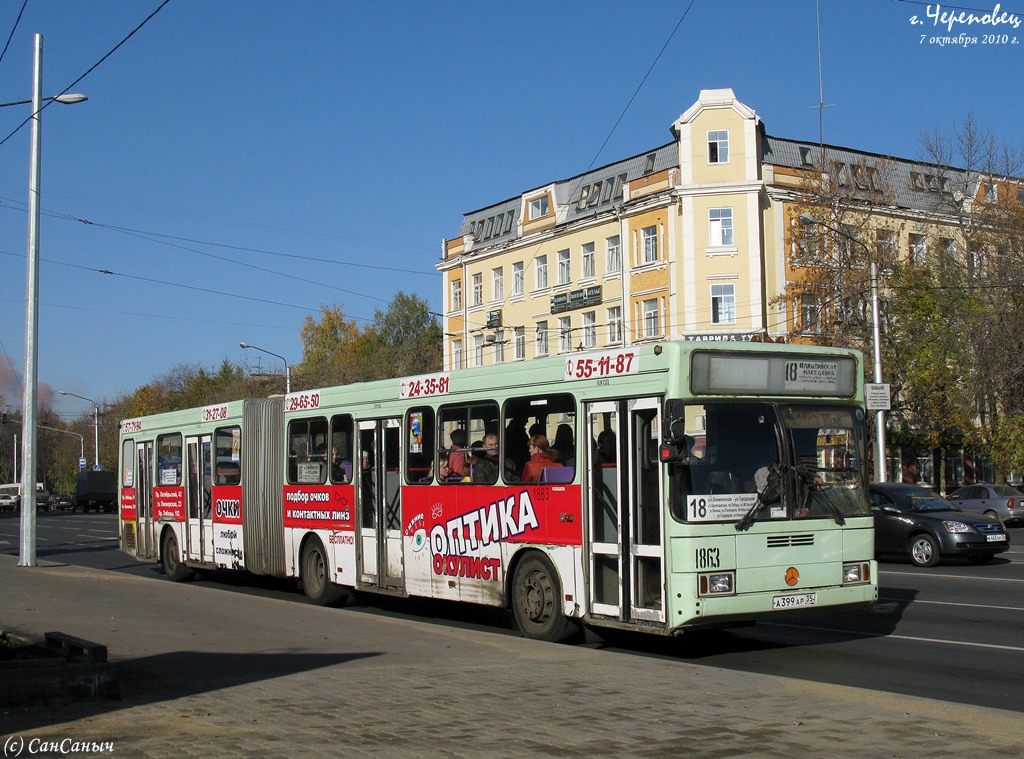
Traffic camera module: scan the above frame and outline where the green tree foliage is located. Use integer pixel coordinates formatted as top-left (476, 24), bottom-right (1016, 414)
top-left (298, 293), bottom-right (442, 387)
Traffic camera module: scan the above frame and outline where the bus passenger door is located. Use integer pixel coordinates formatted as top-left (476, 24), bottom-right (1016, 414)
top-left (585, 397), bottom-right (665, 624)
top-left (356, 418), bottom-right (405, 592)
top-left (135, 441), bottom-right (155, 560)
top-left (184, 435), bottom-right (214, 563)
top-left (627, 398), bottom-right (665, 623)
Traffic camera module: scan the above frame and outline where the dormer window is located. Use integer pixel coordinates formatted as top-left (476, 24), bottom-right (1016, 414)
top-left (707, 130), bottom-right (729, 164)
top-left (529, 195), bottom-right (549, 219)
top-left (644, 153), bottom-right (656, 174)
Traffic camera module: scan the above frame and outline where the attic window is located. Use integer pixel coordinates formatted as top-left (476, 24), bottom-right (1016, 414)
top-left (644, 153), bottom-right (656, 174)
top-left (867, 167), bottom-right (882, 192)
top-left (576, 186), bottom-right (591, 210)
top-left (504, 213), bottom-right (515, 233)
top-left (834, 163), bottom-right (849, 187)
top-left (910, 172), bottom-right (925, 191)
top-left (588, 182), bottom-right (601, 206)
top-left (799, 147), bottom-right (814, 166)
top-left (529, 195), bottom-right (550, 220)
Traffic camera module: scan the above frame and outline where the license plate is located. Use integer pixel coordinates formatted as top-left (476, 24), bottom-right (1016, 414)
top-left (987, 534), bottom-right (1007, 542)
top-left (772, 592), bottom-right (816, 609)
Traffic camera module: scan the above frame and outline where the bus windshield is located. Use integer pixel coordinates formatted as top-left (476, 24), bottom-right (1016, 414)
top-left (667, 402), bottom-right (871, 524)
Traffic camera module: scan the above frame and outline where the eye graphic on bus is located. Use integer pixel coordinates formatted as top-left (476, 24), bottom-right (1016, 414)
top-left (411, 528), bottom-right (427, 552)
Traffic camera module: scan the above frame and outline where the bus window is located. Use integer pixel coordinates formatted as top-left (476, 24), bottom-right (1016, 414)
top-left (121, 438), bottom-right (135, 487)
top-left (405, 407), bottom-right (435, 484)
top-left (288, 417), bottom-right (329, 485)
top-left (331, 415), bottom-right (354, 483)
top-left (502, 394), bottom-right (576, 484)
top-left (214, 427), bottom-right (241, 485)
top-left (156, 433), bottom-right (182, 486)
top-left (438, 402), bottom-right (498, 483)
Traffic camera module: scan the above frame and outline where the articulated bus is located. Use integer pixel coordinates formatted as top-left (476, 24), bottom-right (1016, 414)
top-left (118, 341), bottom-right (877, 641)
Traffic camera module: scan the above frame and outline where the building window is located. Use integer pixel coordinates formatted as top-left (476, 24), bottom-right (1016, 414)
top-left (797, 215), bottom-right (822, 261)
top-left (581, 243), bottom-right (595, 279)
top-left (493, 330), bottom-right (505, 363)
top-left (557, 249), bottom-right (571, 286)
top-left (558, 316), bottom-right (572, 353)
top-left (512, 262), bottom-right (524, 296)
top-left (473, 334), bottom-right (484, 367)
top-left (451, 279), bottom-right (462, 311)
top-left (708, 130), bottom-right (729, 164)
top-left (800, 294), bottom-right (821, 333)
top-left (876, 229), bottom-right (896, 258)
top-left (606, 235), bottom-right (621, 273)
top-left (451, 339), bottom-right (463, 370)
top-left (708, 208), bottom-right (734, 247)
top-left (909, 233), bottom-right (927, 266)
top-left (642, 299), bottom-right (660, 338)
top-left (535, 256), bottom-right (548, 290)
top-left (582, 311), bottom-right (596, 349)
top-left (711, 283), bottom-right (736, 325)
top-left (536, 321), bottom-right (549, 356)
top-left (641, 225), bottom-right (659, 264)
top-left (984, 183), bottom-right (996, 203)
top-left (514, 327), bottom-right (525, 360)
top-left (471, 273), bottom-right (483, 307)
top-left (608, 306), bottom-right (623, 343)
top-left (492, 267), bottom-right (503, 301)
top-left (529, 195), bottom-right (549, 220)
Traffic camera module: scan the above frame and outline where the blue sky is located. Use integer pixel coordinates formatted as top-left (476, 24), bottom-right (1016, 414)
top-left (0, 0), bottom-right (1020, 423)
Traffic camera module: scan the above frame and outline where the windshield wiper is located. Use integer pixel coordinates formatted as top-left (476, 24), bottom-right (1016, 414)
top-left (736, 464), bottom-right (783, 532)
top-left (795, 465), bottom-right (846, 526)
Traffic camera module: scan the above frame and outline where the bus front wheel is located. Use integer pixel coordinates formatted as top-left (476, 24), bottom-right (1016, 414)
top-left (301, 538), bottom-right (348, 607)
top-left (161, 530), bottom-right (193, 582)
top-left (511, 553), bottom-right (578, 643)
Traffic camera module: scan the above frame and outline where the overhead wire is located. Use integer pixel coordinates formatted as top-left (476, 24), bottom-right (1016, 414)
top-left (0, 0), bottom-right (172, 149)
top-left (0, 0), bottom-right (29, 71)
top-left (454, 1), bottom-right (698, 342)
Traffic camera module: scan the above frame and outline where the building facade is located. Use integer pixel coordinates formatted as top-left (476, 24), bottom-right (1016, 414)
top-left (439, 88), bottom-right (1001, 489)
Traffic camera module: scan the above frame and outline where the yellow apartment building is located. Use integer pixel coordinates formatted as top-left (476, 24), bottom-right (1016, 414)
top-left (439, 87), bottom-right (974, 372)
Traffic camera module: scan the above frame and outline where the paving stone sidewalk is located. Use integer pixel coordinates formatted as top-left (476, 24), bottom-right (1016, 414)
top-left (2, 556), bottom-right (1021, 758)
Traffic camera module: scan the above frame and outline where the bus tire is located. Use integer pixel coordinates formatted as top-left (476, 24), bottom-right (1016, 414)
top-left (301, 538), bottom-right (348, 607)
top-left (161, 530), bottom-right (194, 582)
top-left (511, 553), bottom-right (578, 643)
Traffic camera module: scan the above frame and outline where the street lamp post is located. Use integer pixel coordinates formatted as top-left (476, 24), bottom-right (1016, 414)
top-left (59, 391), bottom-right (100, 469)
top-left (240, 342), bottom-right (291, 394)
top-left (800, 214), bottom-right (887, 481)
top-left (10, 33), bottom-right (87, 566)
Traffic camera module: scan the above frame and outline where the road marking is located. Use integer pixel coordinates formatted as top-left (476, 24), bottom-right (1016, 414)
top-left (879, 570), bottom-right (1024, 583)
top-left (879, 595), bottom-right (1024, 612)
top-left (767, 622), bottom-right (1024, 653)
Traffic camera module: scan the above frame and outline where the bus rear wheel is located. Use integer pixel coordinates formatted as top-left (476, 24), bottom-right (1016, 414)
top-left (301, 538), bottom-right (348, 607)
top-left (511, 553), bottom-right (578, 643)
top-left (161, 530), bottom-right (193, 582)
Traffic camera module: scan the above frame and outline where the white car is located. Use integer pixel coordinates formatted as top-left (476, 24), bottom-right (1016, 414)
top-left (0, 493), bottom-right (17, 511)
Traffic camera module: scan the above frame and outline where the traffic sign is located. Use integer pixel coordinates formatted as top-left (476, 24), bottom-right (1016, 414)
top-left (79, 456), bottom-right (87, 470)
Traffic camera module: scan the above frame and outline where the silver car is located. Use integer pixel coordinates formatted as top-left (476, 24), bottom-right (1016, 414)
top-left (947, 483), bottom-right (1024, 526)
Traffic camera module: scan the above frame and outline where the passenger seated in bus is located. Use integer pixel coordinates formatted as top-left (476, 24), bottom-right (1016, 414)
top-left (331, 447), bottom-right (349, 483)
top-left (521, 435), bottom-right (562, 483)
top-left (551, 424), bottom-right (575, 470)
top-left (446, 429), bottom-right (468, 478)
top-left (471, 433), bottom-right (500, 484)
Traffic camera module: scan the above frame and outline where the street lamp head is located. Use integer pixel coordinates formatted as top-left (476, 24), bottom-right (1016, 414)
top-left (239, 341), bottom-right (252, 349)
top-left (799, 214), bottom-right (819, 225)
top-left (53, 93), bottom-right (87, 105)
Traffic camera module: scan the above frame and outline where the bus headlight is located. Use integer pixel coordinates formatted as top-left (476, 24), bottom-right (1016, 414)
top-left (698, 571), bottom-right (735, 596)
top-left (842, 562), bottom-right (870, 585)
